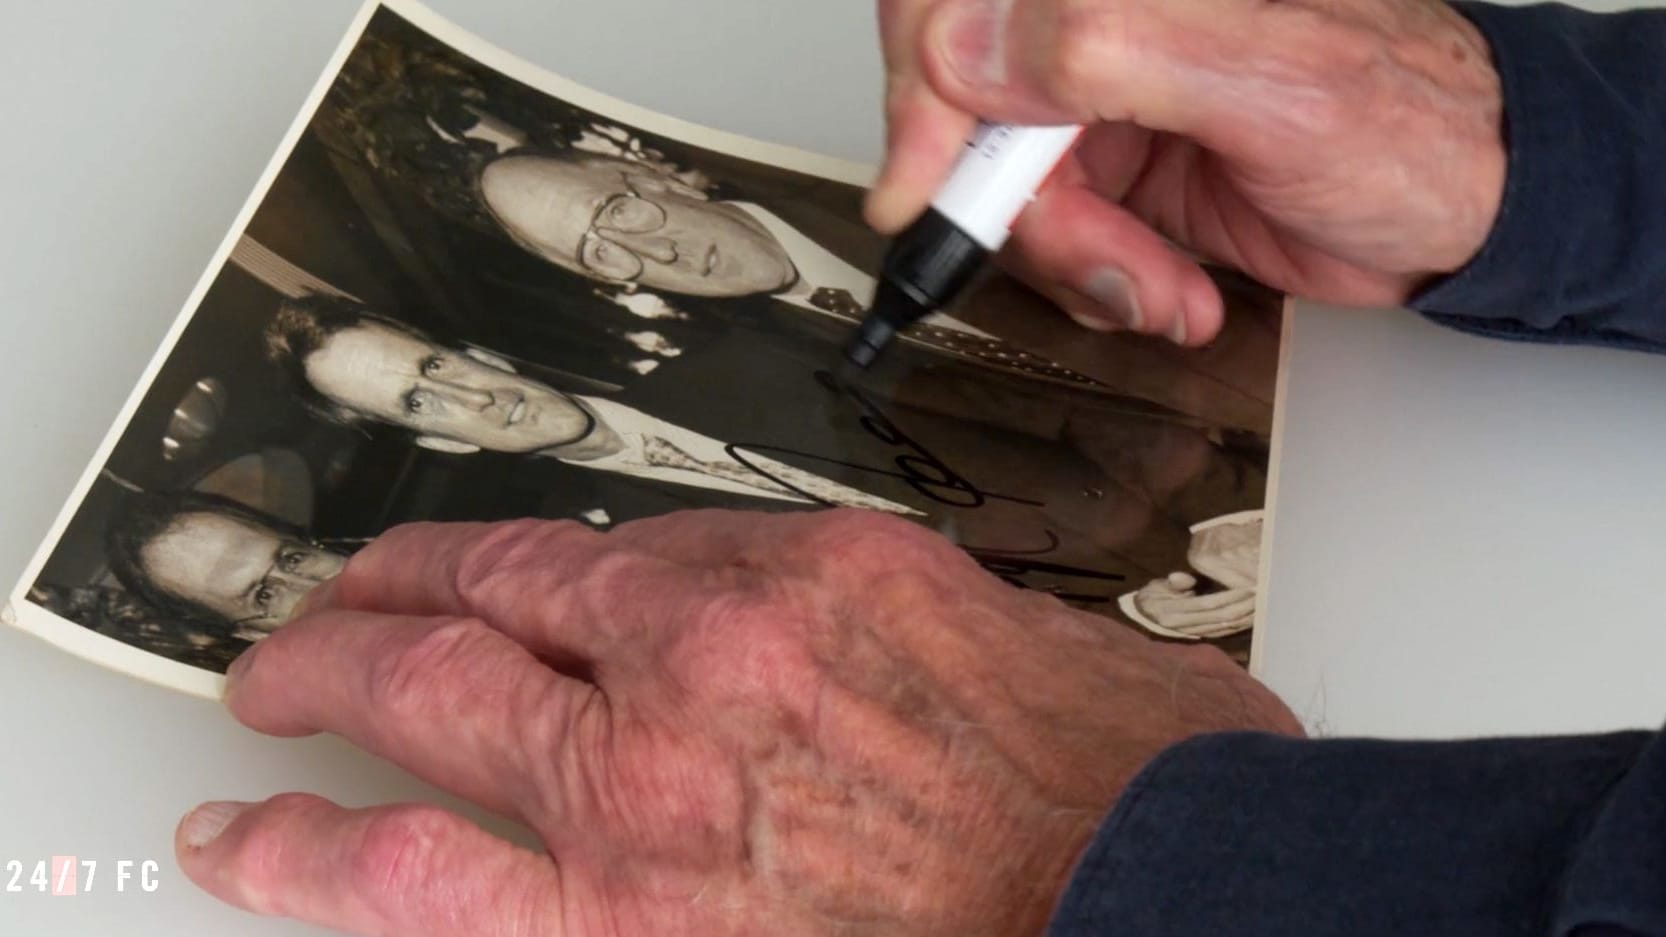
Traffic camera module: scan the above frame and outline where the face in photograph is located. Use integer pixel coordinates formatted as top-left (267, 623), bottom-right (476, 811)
top-left (130, 507), bottom-right (345, 635)
top-left (300, 318), bottom-right (595, 454)
top-left (480, 153), bottom-right (797, 297)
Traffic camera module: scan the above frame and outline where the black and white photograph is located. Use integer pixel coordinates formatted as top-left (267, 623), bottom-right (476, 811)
top-left (7, 0), bottom-right (1287, 698)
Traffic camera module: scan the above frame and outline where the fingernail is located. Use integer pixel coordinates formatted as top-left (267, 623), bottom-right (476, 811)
top-left (939, 0), bottom-right (1007, 86)
top-left (1064, 309), bottom-right (1117, 332)
top-left (1083, 268), bottom-right (1144, 331)
top-left (180, 801), bottom-right (252, 849)
top-left (863, 187), bottom-right (907, 234)
top-left (1182, 287), bottom-right (1219, 347)
top-left (1168, 310), bottom-right (1189, 346)
top-left (223, 642), bottom-right (259, 696)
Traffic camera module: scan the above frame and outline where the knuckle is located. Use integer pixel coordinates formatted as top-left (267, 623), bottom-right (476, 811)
top-left (343, 520), bottom-right (444, 579)
top-left (682, 584), bottom-right (779, 645)
top-left (351, 805), bottom-right (454, 899)
top-left (452, 518), bottom-right (592, 606)
top-left (1041, 0), bottom-right (1129, 109)
top-left (676, 591), bottom-right (820, 702)
top-left (265, 790), bottom-right (324, 815)
top-left (368, 618), bottom-right (500, 720)
top-left (560, 547), bottom-right (669, 644)
top-left (223, 794), bottom-right (324, 909)
top-left (577, 546), bottom-right (659, 597)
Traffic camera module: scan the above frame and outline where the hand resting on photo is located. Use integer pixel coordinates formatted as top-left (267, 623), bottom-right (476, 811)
top-left (173, 510), bottom-right (1299, 937)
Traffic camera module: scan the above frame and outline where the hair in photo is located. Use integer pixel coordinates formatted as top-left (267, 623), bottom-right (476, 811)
top-left (264, 292), bottom-right (445, 427)
top-left (105, 489), bottom-right (311, 628)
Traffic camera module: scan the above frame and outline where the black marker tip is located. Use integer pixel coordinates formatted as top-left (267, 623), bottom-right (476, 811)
top-left (843, 278), bottom-right (928, 370)
top-left (842, 317), bottom-right (893, 369)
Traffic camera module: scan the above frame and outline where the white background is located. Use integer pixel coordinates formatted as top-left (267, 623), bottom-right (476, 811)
top-left (1, 0), bottom-right (1661, 934)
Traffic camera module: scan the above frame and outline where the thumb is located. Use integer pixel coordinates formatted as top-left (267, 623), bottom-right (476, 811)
top-left (176, 793), bottom-right (564, 936)
top-left (918, 0), bottom-right (1346, 163)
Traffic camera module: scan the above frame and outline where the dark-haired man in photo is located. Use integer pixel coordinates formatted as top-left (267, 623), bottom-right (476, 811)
top-left (105, 490), bottom-right (345, 641)
top-left (263, 294), bottom-right (917, 515)
top-left (26, 580), bottom-right (243, 672)
top-left (261, 293), bottom-right (1268, 623)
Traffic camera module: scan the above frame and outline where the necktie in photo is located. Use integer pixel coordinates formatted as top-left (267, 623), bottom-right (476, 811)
top-left (639, 436), bottom-right (915, 514)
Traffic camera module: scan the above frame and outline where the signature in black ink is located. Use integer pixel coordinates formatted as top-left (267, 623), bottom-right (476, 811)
top-left (960, 530), bottom-right (1124, 604)
top-left (725, 369), bottom-right (1041, 509)
top-left (728, 370), bottom-right (1124, 603)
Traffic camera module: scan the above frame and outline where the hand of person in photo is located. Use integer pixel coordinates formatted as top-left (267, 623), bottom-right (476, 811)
top-left (867, 0), bottom-right (1507, 345)
top-left (1120, 514), bottom-right (1261, 639)
top-left (1187, 512), bottom-right (1262, 591)
top-left (1122, 572), bottom-right (1257, 640)
top-left (175, 510), bottom-right (1300, 937)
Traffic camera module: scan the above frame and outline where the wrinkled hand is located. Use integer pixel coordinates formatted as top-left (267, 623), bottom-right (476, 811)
top-left (869, 0), bottom-right (1506, 345)
top-left (176, 510), bottom-right (1299, 936)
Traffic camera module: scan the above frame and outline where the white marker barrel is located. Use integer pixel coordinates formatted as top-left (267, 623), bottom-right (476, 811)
top-left (930, 123), bottom-right (1084, 251)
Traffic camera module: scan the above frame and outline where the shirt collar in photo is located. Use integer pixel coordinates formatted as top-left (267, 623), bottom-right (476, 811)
top-left (729, 202), bottom-right (996, 340)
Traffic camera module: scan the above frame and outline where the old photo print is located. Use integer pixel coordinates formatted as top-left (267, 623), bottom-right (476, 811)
top-left (7, 0), bottom-right (1288, 698)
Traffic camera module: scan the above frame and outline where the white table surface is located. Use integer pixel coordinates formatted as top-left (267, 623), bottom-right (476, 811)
top-left (2, 1), bottom-right (1661, 934)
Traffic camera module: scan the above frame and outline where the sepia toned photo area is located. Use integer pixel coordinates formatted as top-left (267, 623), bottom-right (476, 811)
top-left (23, 3), bottom-right (1281, 683)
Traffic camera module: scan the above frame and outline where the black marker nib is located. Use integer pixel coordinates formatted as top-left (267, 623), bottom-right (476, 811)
top-left (843, 278), bottom-right (927, 370)
top-left (842, 316), bottom-right (896, 369)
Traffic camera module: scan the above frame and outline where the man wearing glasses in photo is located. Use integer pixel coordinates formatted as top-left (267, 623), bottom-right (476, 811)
top-left (478, 150), bottom-right (1100, 385)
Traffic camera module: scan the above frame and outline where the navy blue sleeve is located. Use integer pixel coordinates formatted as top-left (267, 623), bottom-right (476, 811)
top-left (1049, 728), bottom-right (1666, 937)
top-left (1412, 2), bottom-right (1666, 353)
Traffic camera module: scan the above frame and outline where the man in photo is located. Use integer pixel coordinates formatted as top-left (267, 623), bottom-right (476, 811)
top-left (262, 294), bottom-right (916, 515)
top-left (106, 490), bottom-right (346, 641)
top-left (481, 150), bottom-right (876, 308)
top-left (476, 150), bottom-right (1097, 385)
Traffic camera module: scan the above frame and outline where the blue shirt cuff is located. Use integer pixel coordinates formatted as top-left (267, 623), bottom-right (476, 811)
top-left (1411, 2), bottom-right (1666, 353)
top-left (1049, 729), bottom-right (1662, 937)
